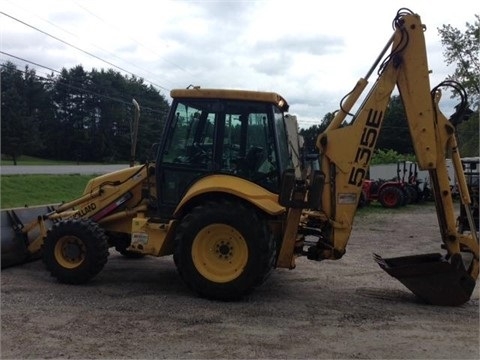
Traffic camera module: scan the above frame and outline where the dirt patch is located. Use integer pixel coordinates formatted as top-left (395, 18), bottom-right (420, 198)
top-left (1, 203), bottom-right (479, 359)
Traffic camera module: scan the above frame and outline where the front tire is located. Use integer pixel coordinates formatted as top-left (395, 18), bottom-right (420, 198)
top-left (173, 200), bottom-right (276, 301)
top-left (43, 219), bottom-right (109, 284)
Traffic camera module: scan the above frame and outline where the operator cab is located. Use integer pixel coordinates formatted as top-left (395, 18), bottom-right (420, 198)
top-left (156, 88), bottom-right (294, 217)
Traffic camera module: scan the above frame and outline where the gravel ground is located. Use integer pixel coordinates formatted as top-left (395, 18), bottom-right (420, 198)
top-left (1, 203), bottom-right (479, 359)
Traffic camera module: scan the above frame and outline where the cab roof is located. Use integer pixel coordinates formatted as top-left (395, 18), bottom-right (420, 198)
top-left (170, 88), bottom-right (289, 112)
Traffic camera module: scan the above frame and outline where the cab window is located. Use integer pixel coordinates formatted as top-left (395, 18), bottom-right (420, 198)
top-left (163, 103), bottom-right (215, 168)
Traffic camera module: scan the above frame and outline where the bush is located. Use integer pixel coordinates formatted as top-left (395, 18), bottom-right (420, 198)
top-left (371, 149), bottom-right (415, 165)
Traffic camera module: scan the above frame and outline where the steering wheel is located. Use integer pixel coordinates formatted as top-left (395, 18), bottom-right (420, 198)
top-left (190, 143), bottom-right (209, 164)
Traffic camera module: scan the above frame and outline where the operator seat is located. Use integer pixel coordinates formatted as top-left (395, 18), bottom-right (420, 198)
top-left (241, 146), bottom-right (265, 176)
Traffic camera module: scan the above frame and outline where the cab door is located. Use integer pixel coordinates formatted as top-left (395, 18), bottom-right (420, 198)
top-left (156, 101), bottom-right (217, 217)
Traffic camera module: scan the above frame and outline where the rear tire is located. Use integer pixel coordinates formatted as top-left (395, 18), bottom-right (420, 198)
top-left (173, 200), bottom-right (276, 301)
top-left (378, 186), bottom-right (404, 208)
top-left (43, 219), bottom-right (109, 284)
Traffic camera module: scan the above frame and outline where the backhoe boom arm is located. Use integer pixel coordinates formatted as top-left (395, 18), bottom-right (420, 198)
top-left (306, 9), bottom-right (478, 305)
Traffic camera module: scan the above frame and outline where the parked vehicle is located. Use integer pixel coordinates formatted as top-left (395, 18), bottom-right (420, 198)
top-left (1, 9), bottom-right (477, 306)
top-left (362, 178), bottom-right (407, 208)
top-left (457, 158), bottom-right (479, 233)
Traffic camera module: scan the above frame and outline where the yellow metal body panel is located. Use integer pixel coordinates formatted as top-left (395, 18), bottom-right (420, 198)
top-left (128, 214), bottom-right (174, 257)
top-left (315, 14), bottom-right (437, 255)
top-left (310, 12), bottom-right (478, 284)
top-left (170, 88), bottom-right (289, 112)
top-left (79, 165), bottom-right (151, 233)
top-left (174, 174), bottom-right (285, 217)
top-left (276, 208), bottom-right (302, 269)
top-left (2, 10), bottom-right (477, 305)
top-left (82, 165), bottom-right (145, 193)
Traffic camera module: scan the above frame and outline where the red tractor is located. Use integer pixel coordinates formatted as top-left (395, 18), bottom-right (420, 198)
top-left (363, 160), bottom-right (428, 208)
top-left (362, 178), bottom-right (407, 208)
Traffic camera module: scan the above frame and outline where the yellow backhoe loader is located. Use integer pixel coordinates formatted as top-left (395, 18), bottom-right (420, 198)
top-left (1, 8), bottom-right (478, 306)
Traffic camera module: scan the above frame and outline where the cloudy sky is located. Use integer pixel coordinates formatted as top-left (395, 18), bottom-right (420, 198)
top-left (1, 0), bottom-right (477, 128)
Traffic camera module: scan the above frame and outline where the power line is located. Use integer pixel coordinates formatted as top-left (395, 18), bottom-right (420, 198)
top-left (73, 1), bottom-right (191, 75)
top-left (0, 56), bottom-right (169, 116)
top-left (4, 0), bottom-right (177, 89)
top-left (1, 51), bottom-right (61, 75)
top-left (0, 11), bottom-right (170, 92)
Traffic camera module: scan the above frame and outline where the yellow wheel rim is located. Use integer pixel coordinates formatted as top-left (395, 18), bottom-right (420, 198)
top-left (54, 235), bottom-right (86, 269)
top-left (192, 223), bottom-right (248, 283)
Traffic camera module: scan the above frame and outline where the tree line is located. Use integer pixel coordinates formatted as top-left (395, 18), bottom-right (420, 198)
top-left (299, 94), bottom-right (479, 160)
top-left (1, 62), bottom-right (170, 164)
top-left (1, 15), bottom-right (478, 165)
top-left (300, 15), bottom-right (479, 159)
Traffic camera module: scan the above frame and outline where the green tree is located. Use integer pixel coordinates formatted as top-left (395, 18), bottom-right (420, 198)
top-left (88, 69), bottom-right (168, 163)
top-left (377, 95), bottom-right (413, 155)
top-left (49, 66), bottom-right (91, 161)
top-left (438, 15), bottom-right (479, 106)
top-left (1, 62), bottom-right (26, 164)
top-left (438, 14), bottom-right (479, 156)
top-left (300, 97), bottom-right (413, 157)
top-left (299, 112), bottom-right (334, 154)
top-left (134, 84), bottom-right (169, 162)
top-left (23, 66), bottom-right (52, 157)
top-left (1, 61), bottom-right (170, 163)
top-left (0, 62), bottom-right (40, 164)
top-left (89, 68), bottom-right (130, 162)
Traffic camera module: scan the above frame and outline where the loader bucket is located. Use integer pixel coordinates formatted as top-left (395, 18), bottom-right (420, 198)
top-left (1, 205), bottom-right (55, 269)
top-left (374, 253), bottom-right (476, 306)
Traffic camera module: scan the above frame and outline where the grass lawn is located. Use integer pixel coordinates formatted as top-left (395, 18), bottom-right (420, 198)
top-left (0, 174), bottom-right (96, 209)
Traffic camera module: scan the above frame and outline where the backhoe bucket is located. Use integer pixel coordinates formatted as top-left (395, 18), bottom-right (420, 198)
top-left (1, 205), bottom-right (54, 269)
top-left (374, 253), bottom-right (476, 306)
